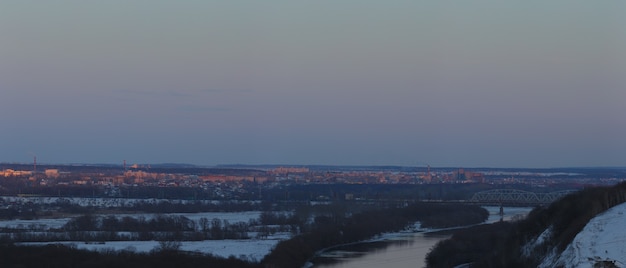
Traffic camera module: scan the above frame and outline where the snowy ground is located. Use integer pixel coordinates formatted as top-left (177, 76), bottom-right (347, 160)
top-left (0, 211), bottom-right (262, 230)
top-left (20, 234), bottom-right (289, 262)
top-left (3, 210), bottom-right (288, 262)
top-left (0, 196), bottom-right (256, 208)
top-left (540, 202), bottom-right (626, 268)
top-left (0, 217), bottom-right (71, 230)
top-left (115, 211), bottom-right (262, 223)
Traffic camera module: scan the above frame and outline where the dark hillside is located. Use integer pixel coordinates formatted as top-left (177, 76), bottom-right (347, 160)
top-left (426, 181), bottom-right (626, 267)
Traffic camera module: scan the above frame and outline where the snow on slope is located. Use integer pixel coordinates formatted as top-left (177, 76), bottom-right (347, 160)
top-left (522, 226), bottom-right (553, 258)
top-left (539, 202), bottom-right (626, 268)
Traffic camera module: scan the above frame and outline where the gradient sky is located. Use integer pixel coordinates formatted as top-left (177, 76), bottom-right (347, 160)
top-left (2, 1), bottom-right (626, 168)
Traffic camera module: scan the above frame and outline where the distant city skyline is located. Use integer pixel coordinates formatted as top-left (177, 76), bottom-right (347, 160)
top-left (2, 1), bottom-right (626, 168)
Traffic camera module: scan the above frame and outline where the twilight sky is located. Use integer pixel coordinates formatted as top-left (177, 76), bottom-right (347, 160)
top-left (2, 1), bottom-right (626, 168)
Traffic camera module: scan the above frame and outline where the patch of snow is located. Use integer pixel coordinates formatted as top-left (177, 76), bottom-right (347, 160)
top-left (0, 211), bottom-right (263, 231)
top-left (398, 221), bottom-right (424, 233)
top-left (0, 218), bottom-right (72, 230)
top-left (538, 247), bottom-right (558, 268)
top-left (0, 196), bottom-right (257, 208)
top-left (522, 226), bottom-right (552, 258)
top-left (116, 211), bottom-right (262, 224)
top-left (540, 202), bottom-right (626, 268)
top-left (20, 238), bottom-right (282, 262)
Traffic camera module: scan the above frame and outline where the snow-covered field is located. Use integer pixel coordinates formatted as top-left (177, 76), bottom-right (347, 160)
top-left (0, 196), bottom-right (255, 208)
top-left (111, 211), bottom-right (262, 224)
top-left (20, 235), bottom-right (289, 262)
top-left (0, 217), bottom-right (71, 230)
top-left (1, 210), bottom-right (288, 261)
top-left (0, 211), bottom-right (262, 230)
top-left (539, 202), bottom-right (626, 268)
top-left (0, 192), bottom-right (297, 262)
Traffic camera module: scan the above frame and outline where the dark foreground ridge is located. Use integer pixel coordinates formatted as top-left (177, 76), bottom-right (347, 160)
top-left (426, 181), bottom-right (626, 267)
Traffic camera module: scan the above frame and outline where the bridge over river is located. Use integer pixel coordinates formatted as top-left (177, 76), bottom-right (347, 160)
top-left (468, 189), bottom-right (577, 206)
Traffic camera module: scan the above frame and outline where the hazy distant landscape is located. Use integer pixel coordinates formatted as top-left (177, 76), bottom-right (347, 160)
top-left (3, 0), bottom-right (626, 267)
top-left (1, 163), bottom-right (625, 267)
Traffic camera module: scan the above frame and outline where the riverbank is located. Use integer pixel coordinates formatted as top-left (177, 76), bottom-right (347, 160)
top-left (309, 206), bottom-right (533, 268)
top-left (261, 203), bottom-right (489, 268)
top-left (310, 228), bottom-right (449, 268)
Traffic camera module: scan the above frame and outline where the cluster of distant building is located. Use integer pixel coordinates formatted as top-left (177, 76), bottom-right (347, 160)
top-left (0, 166), bottom-right (488, 188)
top-left (1, 168), bottom-right (60, 179)
top-left (1, 165), bottom-right (624, 189)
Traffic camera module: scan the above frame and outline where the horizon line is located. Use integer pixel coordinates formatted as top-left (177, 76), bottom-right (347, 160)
top-left (1, 161), bottom-right (624, 170)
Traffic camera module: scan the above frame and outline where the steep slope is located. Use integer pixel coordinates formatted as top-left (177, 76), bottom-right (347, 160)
top-left (538, 202), bottom-right (626, 268)
top-left (427, 182), bottom-right (626, 267)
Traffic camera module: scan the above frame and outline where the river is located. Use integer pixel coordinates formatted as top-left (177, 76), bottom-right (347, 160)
top-left (310, 206), bottom-right (533, 268)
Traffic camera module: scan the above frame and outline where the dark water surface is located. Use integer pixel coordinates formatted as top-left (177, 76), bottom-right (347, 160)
top-left (311, 232), bottom-right (448, 268)
top-left (311, 206), bottom-right (533, 268)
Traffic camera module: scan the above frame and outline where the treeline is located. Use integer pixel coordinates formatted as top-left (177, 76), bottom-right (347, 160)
top-left (426, 181), bottom-right (626, 268)
top-left (0, 202), bottom-right (417, 243)
top-left (0, 202), bottom-right (487, 267)
top-left (261, 203), bottom-right (488, 268)
top-left (2, 214), bottom-right (265, 243)
top-left (0, 200), bottom-right (265, 220)
top-left (116, 200), bottom-right (260, 213)
top-left (264, 182), bottom-right (580, 202)
top-left (0, 244), bottom-right (260, 268)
